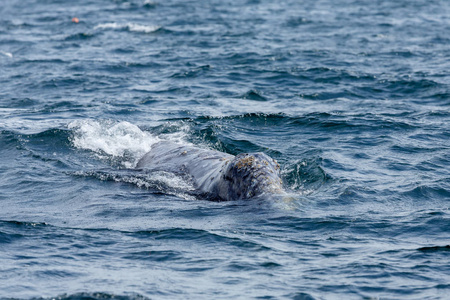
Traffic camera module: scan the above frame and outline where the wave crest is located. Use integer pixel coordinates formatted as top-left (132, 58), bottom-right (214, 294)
top-left (95, 23), bottom-right (161, 33)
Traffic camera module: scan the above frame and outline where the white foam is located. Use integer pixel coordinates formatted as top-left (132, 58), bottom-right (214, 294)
top-left (73, 169), bottom-right (196, 200)
top-left (69, 120), bottom-right (159, 168)
top-left (143, 0), bottom-right (157, 5)
top-left (95, 22), bottom-right (160, 33)
top-left (94, 23), bottom-right (123, 30)
top-left (1, 51), bottom-right (13, 58)
top-left (127, 23), bottom-right (161, 33)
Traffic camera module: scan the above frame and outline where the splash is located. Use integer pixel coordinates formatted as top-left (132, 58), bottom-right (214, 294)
top-left (69, 120), bottom-right (159, 168)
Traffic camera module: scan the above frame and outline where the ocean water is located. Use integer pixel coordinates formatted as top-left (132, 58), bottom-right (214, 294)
top-left (0, 0), bottom-right (449, 299)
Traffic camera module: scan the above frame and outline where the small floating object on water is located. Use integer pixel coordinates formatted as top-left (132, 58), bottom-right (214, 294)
top-left (72, 17), bottom-right (79, 23)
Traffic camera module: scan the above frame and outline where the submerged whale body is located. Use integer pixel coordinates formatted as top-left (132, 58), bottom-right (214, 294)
top-left (136, 141), bottom-right (284, 201)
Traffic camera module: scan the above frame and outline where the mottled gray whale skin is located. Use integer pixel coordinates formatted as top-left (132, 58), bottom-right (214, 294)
top-left (136, 141), bottom-right (284, 201)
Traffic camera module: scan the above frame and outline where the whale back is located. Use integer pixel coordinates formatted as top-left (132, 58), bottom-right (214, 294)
top-left (136, 141), bottom-right (284, 201)
top-left (136, 141), bottom-right (233, 195)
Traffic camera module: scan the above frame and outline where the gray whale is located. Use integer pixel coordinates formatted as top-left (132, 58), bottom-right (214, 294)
top-left (136, 141), bottom-right (284, 201)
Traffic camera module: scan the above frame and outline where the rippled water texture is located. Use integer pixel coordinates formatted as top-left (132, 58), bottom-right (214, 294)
top-left (1, 0), bottom-right (449, 299)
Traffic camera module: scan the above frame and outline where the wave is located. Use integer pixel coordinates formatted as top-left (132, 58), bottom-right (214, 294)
top-left (29, 292), bottom-right (149, 300)
top-left (0, 51), bottom-right (13, 58)
top-left (240, 89), bottom-right (268, 101)
top-left (94, 23), bottom-right (161, 34)
top-left (72, 169), bottom-right (196, 200)
top-left (64, 32), bottom-right (96, 41)
top-left (417, 245), bottom-right (450, 252)
top-left (0, 220), bottom-right (50, 244)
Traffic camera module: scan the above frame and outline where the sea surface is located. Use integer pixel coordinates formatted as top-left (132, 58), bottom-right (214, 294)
top-left (1, 0), bottom-right (449, 299)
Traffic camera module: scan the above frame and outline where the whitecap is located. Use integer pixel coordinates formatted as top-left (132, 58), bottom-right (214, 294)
top-left (94, 22), bottom-right (160, 33)
top-left (127, 23), bottom-right (161, 33)
top-left (1, 51), bottom-right (13, 58)
top-left (143, 0), bottom-right (157, 6)
top-left (94, 22), bottom-right (123, 30)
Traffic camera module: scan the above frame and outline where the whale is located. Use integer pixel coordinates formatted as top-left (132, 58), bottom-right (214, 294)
top-left (136, 141), bottom-right (284, 201)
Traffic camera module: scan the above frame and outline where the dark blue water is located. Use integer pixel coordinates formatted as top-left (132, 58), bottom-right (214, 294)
top-left (1, 0), bottom-right (449, 299)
